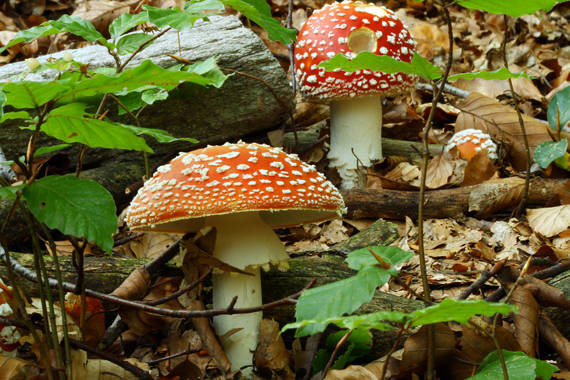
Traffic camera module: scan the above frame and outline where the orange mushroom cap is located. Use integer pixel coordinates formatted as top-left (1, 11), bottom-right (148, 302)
top-left (126, 142), bottom-right (345, 232)
top-left (445, 129), bottom-right (498, 161)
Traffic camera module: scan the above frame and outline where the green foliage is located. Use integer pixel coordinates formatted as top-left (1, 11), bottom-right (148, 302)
top-left (42, 103), bottom-right (152, 151)
top-left (534, 140), bottom-right (568, 169)
top-left (284, 298), bottom-right (515, 336)
top-left (293, 246), bottom-right (413, 336)
top-left (221, 0), bottom-right (297, 44)
top-left (319, 52), bottom-right (442, 81)
top-left (0, 184), bottom-right (24, 200)
top-left (448, 67), bottom-right (532, 82)
top-left (313, 329), bottom-right (373, 373)
top-left (409, 298), bottom-right (516, 327)
top-left (468, 350), bottom-right (559, 380)
top-left (455, 0), bottom-right (560, 17)
top-left (22, 175), bottom-right (117, 252)
top-left (547, 86), bottom-right (570, 131)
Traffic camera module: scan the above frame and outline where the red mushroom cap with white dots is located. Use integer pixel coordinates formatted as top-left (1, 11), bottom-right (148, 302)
top-left (126, 142), bottom-right (345, 232)
top-left (295, 1), bottom-right (418, 101)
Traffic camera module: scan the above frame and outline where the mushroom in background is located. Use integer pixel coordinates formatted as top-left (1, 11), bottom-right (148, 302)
top-left (445, 129), bottom-right (498, 161)
top-left (295, 1), bottom-right (418, 189)
top-left (125, 142), bottom-right (345, 376)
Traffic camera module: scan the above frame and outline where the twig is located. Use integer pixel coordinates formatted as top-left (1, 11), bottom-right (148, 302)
top-left (416, 82), bottom-right (470, 98)
top-left (417, 2), bottom-right (454, 379)
top-left (379, 323), bottom-right (405, 380)
top-left (145, 269), bottom-right (211, 306)
top-left (501, 15), bottom-right (531, 217)
top-left (0, 248), bottom-right (314, 318)
top-left (146, 348), bottom-right (202, 366)
top-left (458, 261), bottom-right (505, 300)
top-left (321, 329), bottom-right (353, 379)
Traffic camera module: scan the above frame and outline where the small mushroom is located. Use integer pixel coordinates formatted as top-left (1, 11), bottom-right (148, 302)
top-left (125, 142), bottom-right (345, 375)
top-left (295, 1), bottom-right (418, 189)
top-left (445, 129), bottom-right (498, 161)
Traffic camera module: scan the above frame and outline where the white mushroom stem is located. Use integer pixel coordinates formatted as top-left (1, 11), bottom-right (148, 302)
top-left (327, 95), bottom-right (383, 189)
top-left (208, 212), bottom-right (288, 377)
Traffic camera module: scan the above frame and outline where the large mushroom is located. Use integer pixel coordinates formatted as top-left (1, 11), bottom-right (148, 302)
top-left (125, 142), bottom-right (344, 375)
top-left (295, 1), bottom-right (418, 189)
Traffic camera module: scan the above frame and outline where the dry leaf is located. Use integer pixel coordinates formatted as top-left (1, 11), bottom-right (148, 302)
top-left (384, 162), bottom-right (421, 187)
top-left (72, 0), bottom-right (136, 35)
top-left (324, 365), bottom-right (378, 380)
top-left (255, 319), bottom-right (294, 379)
top-left (454, 76), bottom-right (543, 101)
top-left (456, 93), bottom-right (552, 171)
top-left (425, 154), bottom-right (453, 189)
top-left (461, 151), bottom-right (497, 186)
top-left (527, 205), bottom-right (570, 237)
top-left (511, 286), bottom-right (539, 357)
top-left (64, 293), bottom-right (106, 347)
top-left (0, 356), bottom-right (40, 379)
top-left (71, 348), bottom-right (150, 380)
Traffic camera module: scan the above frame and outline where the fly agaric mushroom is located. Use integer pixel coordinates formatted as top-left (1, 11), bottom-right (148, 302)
top-left (125, 142), bottom-right (344, 375)
top-left (445, 129), bottom-right (498, 161)
top-left (295, 1), bottom-right (418, 189)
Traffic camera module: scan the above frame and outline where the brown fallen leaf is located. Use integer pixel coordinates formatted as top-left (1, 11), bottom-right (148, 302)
top-left (527, 205), bottom-right (570, 238)
top-left (461, 151), bottom-right (498, 186)
top-left (453, 76), bottom-right (543, 101)
top-left (255, 319), bottom-right (294, 379)
top-left (399, 324), bottom-right (456, 376)
top-left (324, 365), bottom-right (378, 380)
top-left (0, 356), bottom-right (40, 379)
top-left (511, 286), bottom-right (539, 357)
top-left (456, 92), bottom-right (553, 171)
top-left (426, 154), bottom-right (453, 189)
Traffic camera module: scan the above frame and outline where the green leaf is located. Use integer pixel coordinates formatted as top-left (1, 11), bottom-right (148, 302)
top-left (43, 103), bottom-right (152, 152)
top-left (316, 329), bottom-right (373, 371)
top-left (410, 299), bottom-right (517, 327)
top-left (534, 140), bottom-right (568, 169)
top-left (116, 33), bottom-right (154, 55)
top-left (319, 52), bottom-right (442, 81)
top-left (144, 0), bottom-right (224, 30)
top-left (0, 111), bottom-right (30, 124)
top-left (468, 350), bottom-right (559, 380)
top-left (221, 0), bottom-right (296, 44)
top-left (455, 0), bottom-right (560, 17)
top-left (448, 67), bottom-right (532, 82)
top-left (22, 175), bottom-right (117, 252)
top-left (118, 124), bottom-right (198, 143)
top-left (1, 15), bottom-right (110, 52)
top-left (294, 246), bottom-right (413, 336)
top-left (0, 184), bottom-right (24, 200)
top-left (283, 310), bottom-right (408, 337)
top-left (346, 246), bottom-right (413, 272)
top-left (0, 89), bottom-right (5, 118)
top-left (58, 59), bottom-right (227, 103)
top-left (1, 81), bottom-right (70, 108)
top-left (34, 144), bottom-right (71, 157)
top-left (109, 12), bottom-right (149, 40)
top-left (547, 86), bottom-right (570, 131)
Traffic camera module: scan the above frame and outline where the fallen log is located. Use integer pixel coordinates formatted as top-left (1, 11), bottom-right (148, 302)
top-left (342, 177), bottom-right (565, 220)
top-left (0, 15), bottom-right (294, 167)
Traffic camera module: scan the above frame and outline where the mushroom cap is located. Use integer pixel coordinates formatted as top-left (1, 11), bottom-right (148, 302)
top-left (445, 129), bottom-right (498, 161)
top-left (126, 142), bottom-right (345, 233)
top-left (294, 1), bottom-right (418, 102)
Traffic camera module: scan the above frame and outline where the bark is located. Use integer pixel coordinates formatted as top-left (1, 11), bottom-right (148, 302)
top-left (0, 15), bottom-right (294, 167)
top-left (342, 177), bottom-right (564, 220)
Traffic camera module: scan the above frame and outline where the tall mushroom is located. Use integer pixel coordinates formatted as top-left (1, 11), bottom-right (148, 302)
top-left (125, 142), bottom-right (344, 375)
top-left (295, 1), bottom-right (418, 189)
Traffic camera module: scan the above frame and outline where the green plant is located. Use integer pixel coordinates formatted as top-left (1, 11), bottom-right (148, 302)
top-left (534, 86), bottom-right (570, 171)
top-left (0, 1), bottom-right (295, 376)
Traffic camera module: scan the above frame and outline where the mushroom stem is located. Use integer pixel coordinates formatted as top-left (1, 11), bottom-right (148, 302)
top-left (208, 212), bottom-right (288, 376)
top-left (327, 95), bottom-right (383, 189)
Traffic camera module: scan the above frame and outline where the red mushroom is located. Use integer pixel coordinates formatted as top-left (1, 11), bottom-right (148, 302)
top-left (445, 129), bottom-right (498, 161)
top-left (295, 1), bottom-right (418, 189)
top-left (126, 142), bottom-right (344, 375)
